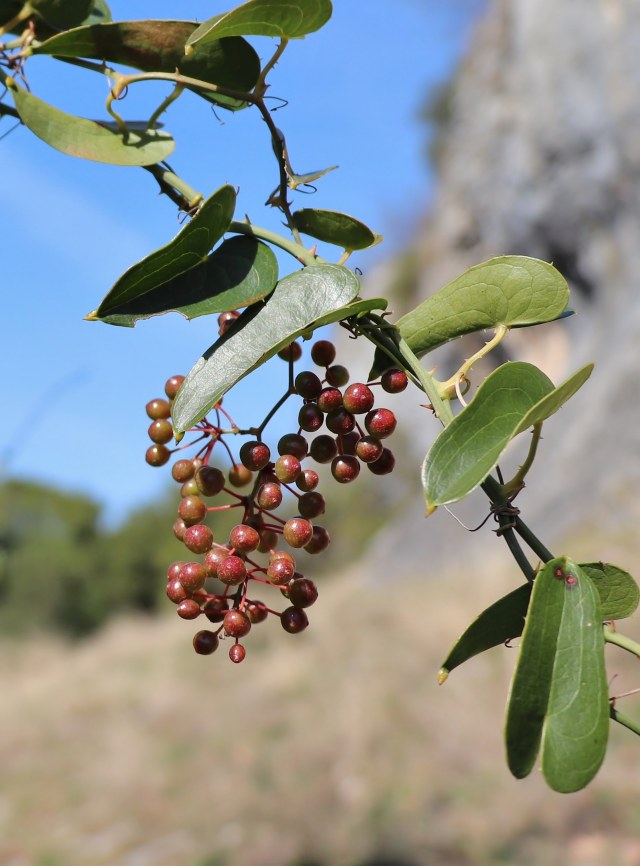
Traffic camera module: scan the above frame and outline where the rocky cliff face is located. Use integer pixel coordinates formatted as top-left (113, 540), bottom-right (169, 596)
top-left (365, 0), bottom-right (640, 577)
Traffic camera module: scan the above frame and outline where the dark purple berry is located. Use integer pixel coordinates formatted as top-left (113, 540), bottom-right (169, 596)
top-left (367, 447), bottom-right (395, 475)
top-left (277, 433), bottom-right (308, 460)
top-left (203, 595), bottom-right (229, 622)
top-left (331, 455), bottom-right (361, 483)
top-left (298, 403), bottom-right (324, 433)
top-left (309, 435), bottom-right (338, 464)
top-left (325, 365), bottom-right (349, 387)
top-left (195, 466), bottom-right (225, 497)
top-left (325, 407), bottom-right (356, 436)
top-left (311, 340), bottom-right (336, 367)
top-left (240, 440), bottom-right (271, 471)
top-left (277, 341), bottom-right (302, 362)
top-left (381, 368), bottom-right (408, 393)
top-left (298, 492), bottom-right (326, 519)
top-left (281, 606), bottom-right (309, 634)
top-left (305, 525), bottom-right (330, 554)
top-left (288, 577), bottom-right (318, 608)
top-left (294, 371), bottom-right (323, 399)
top-left (296, 469), bottom-right (319, 492)
top-left (193, 630), bottom-right (219, 655)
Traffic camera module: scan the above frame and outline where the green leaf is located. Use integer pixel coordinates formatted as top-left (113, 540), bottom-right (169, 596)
top-left (422, 362), bottom-right (593, 509)
top-left (95, 236), bottom-right (278, 327)
top-left (5, 77), bottom-right (174, 165)
top-left (541, 562), bottom-right (609, 793)
top-left (34, 22), bottom-right (260, 110)
top-left (580, 562), bottom-right (639, 621)
top-left (31, 0), bottom-right (92, 29)
top-left (172, 264), bottom-right (359, 432)
top-left (287, 164), bottom-right (338, 189)
top-left (311, 296), bottom-right (387, 329)
top-left (505, 557), bottom-right (609, 791)
top-left (292, 209), bottom-right (382, 251)
top-left (438, 583), bottom-right (531, 683)
top-left (91, 186), bottom-right (236, 318)
top-left (395, 256), bottom-right (570, 359)
top-left (186, 0), bottom-right (332, 48)
top-left (82, 0), bottom-right (111, 25)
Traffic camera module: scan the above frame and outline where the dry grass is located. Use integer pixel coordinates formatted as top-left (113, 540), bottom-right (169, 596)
top-left (1, 556), bottom-right (640, 866)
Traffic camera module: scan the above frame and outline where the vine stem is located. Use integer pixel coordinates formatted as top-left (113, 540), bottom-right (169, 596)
top-left (604, 625), bottom-right (640, 658)
top-left (439, 324), bottom-right (509, 398)
top-left (610, 706), bottom-right (640, 737)
top-left (503, 422), bottom-right (543, 496)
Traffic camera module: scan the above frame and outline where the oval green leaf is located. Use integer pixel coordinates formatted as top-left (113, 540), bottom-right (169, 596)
top-left (34, 21), bottom-right (260, 110)
top-left (91, 186), bottom-right (236, 318)
top-left (94, 236), bottom-right (278, 327)
top-left (186, 0), bottom-right (332, 48)
top-left (438, 583), bottom-right (531, 683)
top-left (580, 562), bottom-right (639, 621)
top-left (5, 77), bottom-right (174, 165)
top-left (540, 560), bottom-right (609, 793)
top-left (395, 256), bottom-right (570, 359)
top-left (422, 361), bottom-right (593, 509)
top-left (292, 208), bottom-right (382, 251)
top-left (31, 0), bottom-right (92, 29)
top-left (172, 264), bottom-right (359, 433)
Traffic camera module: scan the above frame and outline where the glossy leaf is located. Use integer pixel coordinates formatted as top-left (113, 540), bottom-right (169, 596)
top-left (422, 362), bottom-right (593, 509)
top-left (580, 562), bottom-right (639, 620)
top-left (186, 0), bottom-right (332, 49)
top-left (95, 237), bottom-right (278, 327)
top-left (34, 21), bottom-right (260, 109)
top-left (438, 583), bottom-right (531, 683)
top-left (311, 296), bottom-right (387, 329)
top-left (395, 256), bottom-right (569, 359)
top-left (541, 562), bottom-right (609, 792)
top-left (172, 264), bottom-right (359, 432)
top-left (31, 0), bottom-right (92, 29)
top-left (5, 77), bottom-right (174, 165)
top-left (92, 186), bottom-right (236, 318)
top-left (292, 208), bottom-right (382, 251)
top-left (505, 557), bottom-right (609, 792)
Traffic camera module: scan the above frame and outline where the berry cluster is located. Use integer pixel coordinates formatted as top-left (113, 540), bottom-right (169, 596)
top-left (145, 332), bottom-right (407, 663)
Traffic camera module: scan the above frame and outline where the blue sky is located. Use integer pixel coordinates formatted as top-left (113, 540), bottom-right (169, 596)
top-left (1, 1), bottom-right (484, 523)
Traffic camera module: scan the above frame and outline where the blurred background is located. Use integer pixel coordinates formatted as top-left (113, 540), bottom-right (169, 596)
top-left (3, 1), bottom-right (640, 864)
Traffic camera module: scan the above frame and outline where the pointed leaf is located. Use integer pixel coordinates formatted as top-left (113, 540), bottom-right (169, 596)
top-left (438, 583), bottom-right (531, 683)
top-left (93, 186), bottom-right (236, 317)
top-left (422, 362), bottom-right (593, 509)
top-left (186, 0), bottom-right (332, 48)
top-left (541, 561), bottom-right (609, 792)
top-left (292, 208), bottom-right (382, 251)
top-left (580, 562), bottom-right (639, 621)
top-left (31, 0), bottom-right (92, 29)
top-left (5, 77), bottom-right (174, 165)
top-left (95, 236), bottom-right (278, 326)
top-left (505, 558), bottom-right (567, 780)
top-left (172, 264), bottom-right (359, 432)
top-left (287, 164), bottom-right (338, 189)
top-left (34, 22), bottom-right (260, 110)
top-left (311, 296), bottom-right (387, 329)
top-left (395, 256), bottom-right (570, 359)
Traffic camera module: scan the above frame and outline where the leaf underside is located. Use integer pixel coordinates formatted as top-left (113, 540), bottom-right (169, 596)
top-left (292, 208), bottom-right (381, 251)
top-left (186, 0), bottom-right (332, 47)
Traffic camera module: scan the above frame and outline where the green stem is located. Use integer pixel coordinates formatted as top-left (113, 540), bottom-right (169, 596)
top-left (503, 421), bottom-right (543, 497)
top-left (229, 220), bottom-right (322, 267)
top-left (439, 324), bottom-right (509, 398)
top-left (610, 706), bottom-right (640, 737)
top-left (397, 336), bottom-right (454, 426)
top-left (255, 37), bottom-right (289, 96)
top-left (148, 83), bottom-right (184, 130)
top-left (513, 515), bottom-right (555, 562)
top-left (144, 164), bottom-right (203, 210)
top-left (604, 625), bottom-right (640, 658)
top-left (480, 478), bottom-right (536, 582)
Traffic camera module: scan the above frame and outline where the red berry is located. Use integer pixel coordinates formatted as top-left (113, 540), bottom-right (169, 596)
top-left (246, 601), bottom-right (269, 624)
top-left (166, 578), bottom-right (189, 604)
top-left (267, 557), bottom-right (296, 584)
top-left (229, 643), bottom-right (247, 663)
top-left (217, 556), bottom-right (247, 586)
top-left (355, 435), bottom-right (384, 463)
top-left (296, 469), bottom-right (319, 492)
top-left (283, 517), bottom-right (314, 548)
top-left (257, 482), bottom-right (283, 511)
top-left (173, 518), bottom-right (187, 541)
top-left (172, 459), bottom-right (195, 483)
top-left (145, 398), bottom-right (171, 420)
top-left (177, 599), bottom-right (201, 619)
top-left (364, 408), bottom-right (397, 439)
top-left (183, 524), bottom-right (214, 554)
top-left (274, 454), bottom-right (302, 483)
top-left (165, 375), bottom-right (185, 399)
top-left (367, 447), bottom-right (395, 475)
top-left (305, 525), bottom-right (330, 554)
top-left (195, 466), bottom-right (225, 496)
top-left (203, 547), bottom-right (229, 577)
top-left (278, 341), bottom-right (302, 362)
top-left (145, 444), bottom-right (171, 467)
top-left (342, 383), bottom-right (375, 414)
top-left (223, 609), bottom-right (252, 638)
top-left (317, 387), bottom-right (343, 414)
top-left (178, 495), bottom-right (207, 526)
top-left (381, 368), bottom-right (408, 393)
top-left (179, 562), bottom-right (207, 592)
top-left (229, 524), bottom-right (260, 552)
top-left (240, 440), bottom-right (271, 471)
top-left (331, 455), bottom-right (360, 483)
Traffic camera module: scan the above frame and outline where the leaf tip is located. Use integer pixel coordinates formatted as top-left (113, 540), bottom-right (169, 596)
top-left (437, 668), bottom-right (449, 685)
top-left (84, 310), bottom-right (99, 321)
top-left (173, 430), bottom-right (185, 444)
top-left (425, 502), bottom-right (437, 518)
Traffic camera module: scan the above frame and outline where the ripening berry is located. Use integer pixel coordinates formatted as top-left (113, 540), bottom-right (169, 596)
top-left (203, 547), bottom-right (229, 577)
top-left (148, 419), bottom-right (174, 444)
top-left (311, 340), bottom-right (336, 367)
top-left (240, 440), bottom-right (271, 471)
top-left (381, 368), bottom-right (408, 393)
top-left (278, 341), bottom-right (302, 362)
top-left (218, 310), bottom-right (241, 335)
top-left (183, 524), bottom-right (214, 554)
top-left (258, 529), bottom-right (279, 553)
top-left (229, 643), bottom-right (247, 663)
top-left (274, 454), bottom-right (302, 484)
top-left (178, 495), bottom-right (207, 526)
top-left (217, 555), bottom-right (247, 586)
top-left (298, 492), bottom-right (326, 519)
top-left (177, 599), bottom-right (201, 620)
top-left (166, 561), bottom-right (186, 582)
top-left (179, 562), bottom-right (207, 592)
top-left (364, 408), bottom-right (397, 439)
top-left (283, 517), bottom-right (314, 549)
top-left (246, 601), bottom-right (269, 624)
top-left (342, 383), bottom-right (375, 414)
top-left (193, 629), bottom-right (219, 655)
top-left (203, 595), bottom-right (229, 623)
top-left (296, 468), bottom-right (320, 492)
top-left (166, 578), bottom-right (189, 604)
top-left (325, 407), bottom-right (356, 436)
top-left (356, 435), bottom-right (384, 464)
top-left (172, 459), bottom-right (195, 483)
top-left (146, 398), bottom-right (171, 420)
top-left (281, 606), bottom-right (309, 634)
top-left (145, 444), bottom-right (171, 467)
top-left (288, 577), bottom-right (319, 608)
top-left (257, 481), bottom-right (283, 511)
top-left (223, 609), bottom-right (252, 638)
top-left (317, 387), bottom-right (343, 414)
top-left (331, 455), bottom-right (360, 484)
top-left (173, 518), bottom-right (187, 541)
top-left (228, 464), bottom-right (253, 487)
top-left (180, 478), bottom-right (200, 497)
top-left (165, 375), bottom-right (185, 400)
top-left (229, 524), bottom-right (260, 553)
top-left (267, 557), bottom-right (296, 584)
